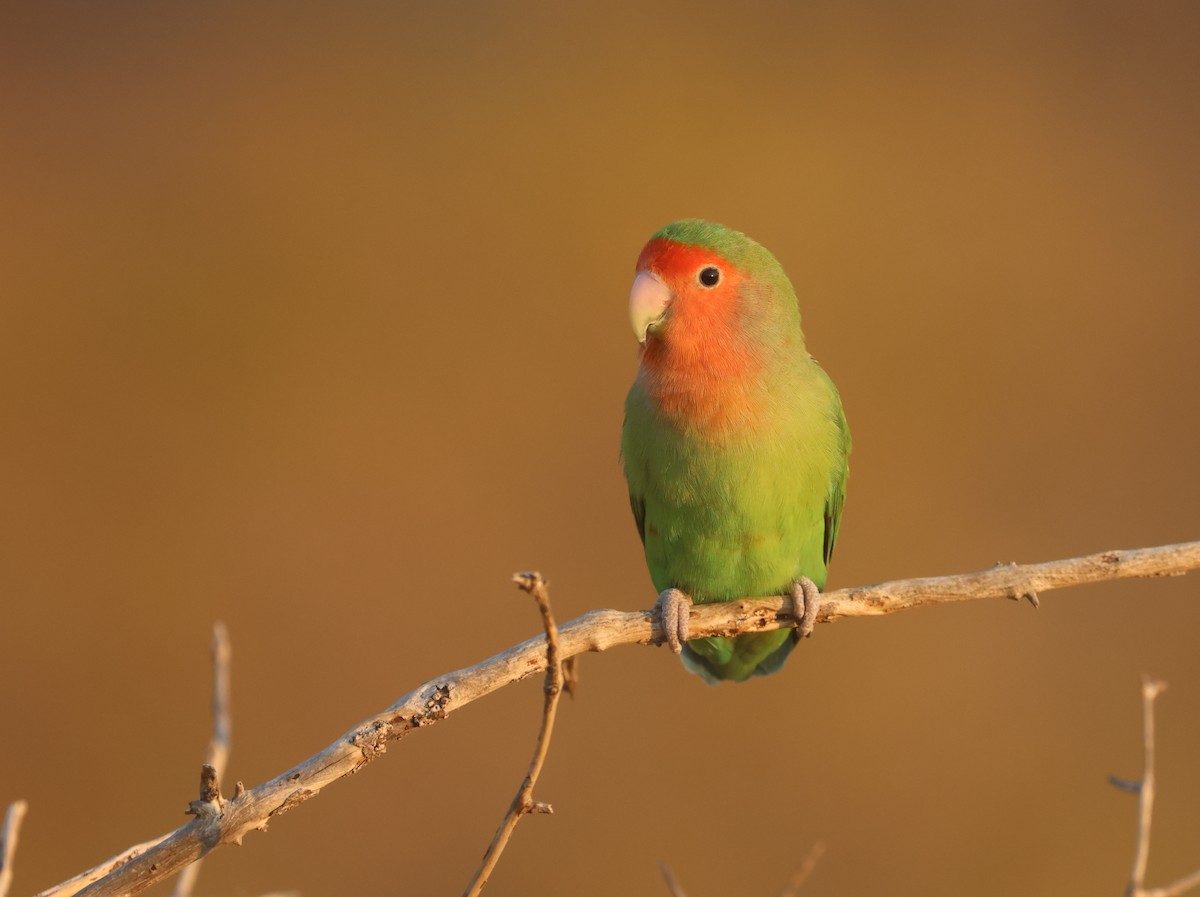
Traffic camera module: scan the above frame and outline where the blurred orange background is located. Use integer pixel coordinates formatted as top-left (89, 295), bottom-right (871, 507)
top-left (2, 2), bottom-right (1199, 895)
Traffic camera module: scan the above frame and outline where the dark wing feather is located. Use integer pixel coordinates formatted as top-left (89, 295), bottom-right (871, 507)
top-left (629, 493), bottom-right (647, 546)
top-left (822, 397), bottom-right (852, 567)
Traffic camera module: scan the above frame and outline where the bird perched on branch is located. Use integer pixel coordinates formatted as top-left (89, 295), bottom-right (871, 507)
top-left (621, 219), bottom-right (850, 683)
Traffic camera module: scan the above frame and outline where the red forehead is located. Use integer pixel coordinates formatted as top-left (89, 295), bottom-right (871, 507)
top-left (636, 237), bottom-right (729, 279)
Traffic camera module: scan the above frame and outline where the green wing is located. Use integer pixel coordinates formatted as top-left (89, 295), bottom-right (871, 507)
top-left (822, 391), bottom-right (851, 567)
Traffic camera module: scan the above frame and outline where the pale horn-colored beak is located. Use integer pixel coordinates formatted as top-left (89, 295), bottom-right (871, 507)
top-left (629, 270), bottom-right (673, 344)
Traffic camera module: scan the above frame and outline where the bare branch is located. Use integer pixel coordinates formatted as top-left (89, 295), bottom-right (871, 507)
top-left (778, 841), bottom-right (826, 897)
top-left (1146, 869), bottom-right (1200, 897)
top-left (821, 542), bottom-right (1199, 620)
top-left (1128, 677), bottom-right (1167, 897)
top-left (0, 800), bottom-right (28, 897)
top-left (206, 621), bottom-right (233, 779)
top-left (1118, 676), bottom-right (1200, 897)
top-left (39, 541), bottom-right (1200, 897)
top-left (36, 836), bottom-right (170, 897)
top-left (462, 572), bottom-right (564, 897)
top-left (172, 622), bottom-right (233, 897)
top-left (658, 862), bottom-right (689, 897)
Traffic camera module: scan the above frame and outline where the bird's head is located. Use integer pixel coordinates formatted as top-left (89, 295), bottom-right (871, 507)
top-left (628, 219), bottom-right (802, 360)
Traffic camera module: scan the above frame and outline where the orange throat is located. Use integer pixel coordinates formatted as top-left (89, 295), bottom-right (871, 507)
top-left (638, 336), bottom-right (763, 438)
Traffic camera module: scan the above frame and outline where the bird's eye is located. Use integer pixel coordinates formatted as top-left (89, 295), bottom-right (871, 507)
top-left (698, 266), bottom-right (721, 288)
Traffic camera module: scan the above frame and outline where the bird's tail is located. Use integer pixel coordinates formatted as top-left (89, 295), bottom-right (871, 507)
top-left (681, 630), bottom-right (796, 683)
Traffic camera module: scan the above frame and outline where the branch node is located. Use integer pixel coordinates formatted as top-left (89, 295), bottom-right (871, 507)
top-left (185, 765), bottom-right (224, 818)
top-left (1004, 582), bottom-right (1040, 608)
top-left (562, 657), bottom-right (579, 698)
top-left (1141, 676), bottom-right (1167, 700)
top-left (198, 764), bottom-right (221, 803)
top-left (412, 684), bottom-right (452, 727)
top-left (512, 571), bottom-right (548, 594)
top-left (1109, 775), bottom-right (1143, 794)
top-left (351, 720), bottom-right (393, 761)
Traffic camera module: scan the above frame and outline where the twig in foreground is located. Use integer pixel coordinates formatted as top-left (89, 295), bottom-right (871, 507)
top-left (1114, 678), bottom-right (1200, 897)
top-left (40, 540), bottom-right (1200, 897)
top-left (0, 800), bottom-right (28, 897)
top-left (1130, 677), bottom-right (1166, 897)
top-left (779, 841), bottom-right (826, 897)
top-left (658, 862), bottom-right (689, 897)
top-left (462, 573), bottom-right (564, 897)
top-left (658, 841), bottom-right (825, 897)
top-left (171, 622), bottom-right (233, 897)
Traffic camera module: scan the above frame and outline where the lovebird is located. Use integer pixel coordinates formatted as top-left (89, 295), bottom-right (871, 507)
top-left (621, 219), bottom-right (850, 683)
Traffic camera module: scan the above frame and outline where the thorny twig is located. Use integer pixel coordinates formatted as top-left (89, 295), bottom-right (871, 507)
top-left (34, 541), bottom-right (1200, 897)
top-left (1115, 678), bottom-right (1200, 897)
top-left (0, 801), bottom-right (28, 897)
top-left (462, 573), bottom-right (564, 897)
top-left (172, 622), bottom-right (233, 897)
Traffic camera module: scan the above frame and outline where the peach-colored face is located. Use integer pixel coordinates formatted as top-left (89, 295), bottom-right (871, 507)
top-left (632, 237), bottom-right (749, 359)
top-left (631, 238), bottom-right (763, 435)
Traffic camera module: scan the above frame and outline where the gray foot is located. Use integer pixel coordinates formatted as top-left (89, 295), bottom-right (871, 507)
top-left (790, 577), bottom-right (821, 640)
top-left (655, 588), bottom-right (692, 654)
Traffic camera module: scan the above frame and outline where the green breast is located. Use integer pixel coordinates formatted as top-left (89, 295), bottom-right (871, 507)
top-left (623, 367), bottom-right (845, 682)
top-left (639, 429), bottom-right (830, 599)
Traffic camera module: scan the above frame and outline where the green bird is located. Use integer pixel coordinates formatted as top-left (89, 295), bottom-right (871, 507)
top-left (621, 219), bottom-right (850, 683)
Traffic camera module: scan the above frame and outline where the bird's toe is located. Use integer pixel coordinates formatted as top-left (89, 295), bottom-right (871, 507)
top-left (791, 577), bottom-right (821, 640)
top-left (654, 588), bottom-right (692, 654)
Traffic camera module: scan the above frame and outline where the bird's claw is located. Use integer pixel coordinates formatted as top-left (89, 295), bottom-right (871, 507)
top-left (791, 576), bottom-right (821, 640)
top-left (655, 588), bottom-right (692, 654)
